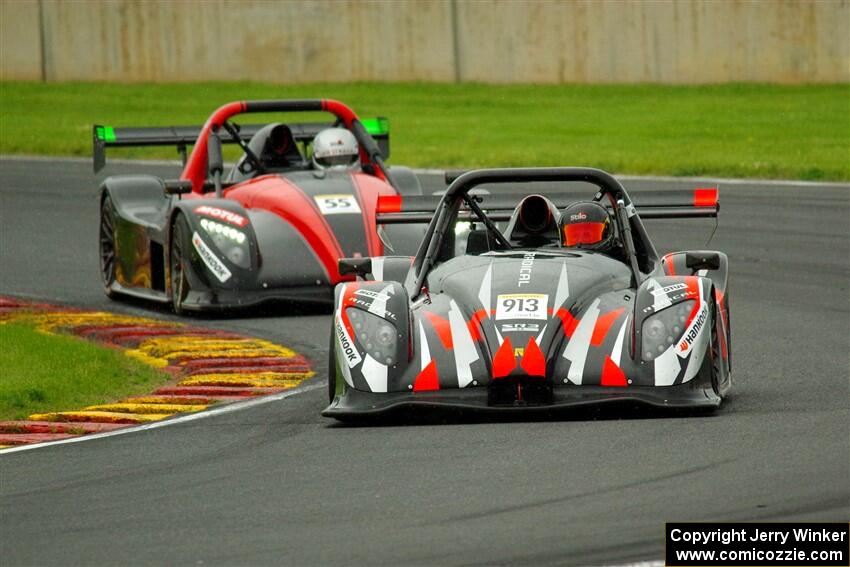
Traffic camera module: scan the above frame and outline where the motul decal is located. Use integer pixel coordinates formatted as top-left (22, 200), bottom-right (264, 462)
top-left (517, 252), bottom-right (536, 287)
top-left (650, 283), bottom-right (687, 297)
top-left (191, 232), bottom-right (232, 283)
top-left (354, 288), bottom-right (390, 301)
top-left (677, 304), bottom-right (708, 358)
top-left (194, 206), bottom-right (248, 227)
top-left (335, 318), bottom-right (362, 368)
top-left (641, 289), bottom-right (697, 314)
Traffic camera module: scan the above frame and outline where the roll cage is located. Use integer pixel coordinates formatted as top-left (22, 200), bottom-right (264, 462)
top-left (406, 167), bottom-right (661, 300)
top-left (181, 99), bottom-right (393, 193)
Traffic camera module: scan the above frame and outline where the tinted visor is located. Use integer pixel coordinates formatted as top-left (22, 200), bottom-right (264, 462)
top-left (563, 222), bottom-right (606, 246)
top-left (316, 154), bottom-right (358, 168)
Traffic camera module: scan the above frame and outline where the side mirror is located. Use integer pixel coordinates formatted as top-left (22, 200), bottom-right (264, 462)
top-left (685, 252), bottom-right (720, 271)
top-left (163, 180), bottom-right (192, 196)
top-left (339, 257), bottom-right (372, 277)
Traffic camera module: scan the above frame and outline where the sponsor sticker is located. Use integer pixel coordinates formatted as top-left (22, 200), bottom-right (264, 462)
top-left (500, 322), bottom-right (541, 333)
top-left (496, 293), bottom-right (548, 321)
top-left (651, 282), bottom-right (687, 297)
top-left (677, 304), bottom-right (708, 357)
top-left (517, 252), bottom-right (536, 287)
top-left (194, 205), bottom-right (248, 227)
top-left (191, 232), bottom-right (232, 283)
top-left (354, 288), bottom-right (391, 302)
top-left (335, 318), bottom-right (362, 368)
top-left (314, 194), bottom-right (361, 215)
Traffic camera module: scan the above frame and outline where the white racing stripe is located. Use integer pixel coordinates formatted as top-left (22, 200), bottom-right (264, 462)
top-left (418, 320), bottom-right (432, 371)
top-left (563, 298), bottom-right (601, 385)
top-left (611, 315), bottom-right (630, 367)
top-left (0, 381), bottom-right (324, 455)
top-left (448, 300), bottom-right (479, 388)
top-left (361, 354), bottom-right (388, 393)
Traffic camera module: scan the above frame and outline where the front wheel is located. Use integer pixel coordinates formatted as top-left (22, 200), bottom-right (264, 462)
top-left (328, 328), bottom-right (338, 403)
top-left (99, 195), bottom-right (118, 298)
top-left (170, 213), bottom-right (192, 315)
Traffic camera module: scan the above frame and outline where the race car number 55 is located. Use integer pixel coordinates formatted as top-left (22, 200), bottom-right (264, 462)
top-left (496, 293), bottom-right (548, 320)
top-left (314, 194), bottom-right (361, 215)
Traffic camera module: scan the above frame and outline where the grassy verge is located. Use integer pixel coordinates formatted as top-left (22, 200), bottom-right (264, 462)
top-left (0, 321), bottom-right (170, 421)
top-left (1, 81), bottom-right (848, 180)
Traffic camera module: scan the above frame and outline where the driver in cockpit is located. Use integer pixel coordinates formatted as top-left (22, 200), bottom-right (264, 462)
top-left (559, 201), bottom-right (625, 261)
top-left (311, 128), bottom-right (361, 171)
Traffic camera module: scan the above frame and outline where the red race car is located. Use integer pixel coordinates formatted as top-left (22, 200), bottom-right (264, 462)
top-left (94, 99), bottom-right (424, 313)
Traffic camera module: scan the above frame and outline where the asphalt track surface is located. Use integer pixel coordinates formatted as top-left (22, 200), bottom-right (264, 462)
top-left (1, 157), bottom-right (848, 566)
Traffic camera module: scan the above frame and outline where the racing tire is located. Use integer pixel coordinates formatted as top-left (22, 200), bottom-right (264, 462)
top-left (169, 213), bottom-right (192, 315)
top-left (708, 298), bottom-right (724, 399)
top-left (328, 329), bottom-right (337, 403)
top-left (99, 195), bottom-right (118, 298)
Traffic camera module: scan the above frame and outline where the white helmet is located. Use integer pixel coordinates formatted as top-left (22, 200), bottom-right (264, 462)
top-left (312, 128), bottom-right (359, 170)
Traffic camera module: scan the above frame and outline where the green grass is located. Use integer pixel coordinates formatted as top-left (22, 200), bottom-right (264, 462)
top-left (0, 321), bottom-right (171, 421)
top-left (1, 81), bottom-right (848, 180)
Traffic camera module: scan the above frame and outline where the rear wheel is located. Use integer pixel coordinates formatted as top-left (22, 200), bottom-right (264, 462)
top-left (99, 195), bottom-right (118, 298)
top-left (170, 213), bottom-right (192, 315)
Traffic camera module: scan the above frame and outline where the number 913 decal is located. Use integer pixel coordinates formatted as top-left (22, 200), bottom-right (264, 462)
top-left (495, 293), bottom-right (548, 320)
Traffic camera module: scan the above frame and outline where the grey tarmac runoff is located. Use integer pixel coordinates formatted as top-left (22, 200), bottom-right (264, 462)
top-left (0, 157), bottom-right (847, 566)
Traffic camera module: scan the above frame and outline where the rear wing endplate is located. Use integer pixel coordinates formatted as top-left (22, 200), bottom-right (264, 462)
top-left (376, 188), bottom-right (719, 223)
top-left (93, 117), bottom-right (390, 173)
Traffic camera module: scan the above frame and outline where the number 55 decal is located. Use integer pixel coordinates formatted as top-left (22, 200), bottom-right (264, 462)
top-left (495, 293), bottom-right (548, 320)
top-left (314, 194), bottom-right (362, 215)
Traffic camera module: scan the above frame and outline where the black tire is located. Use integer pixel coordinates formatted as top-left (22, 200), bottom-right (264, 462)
top-left (99, 195), bottom-right (118, 298)
top-left (170, 213), bottom-right (192, 315)
top-left (328, 328), bottom-right (338, 403)
top-left (708, 298), bottom-right (725, 398)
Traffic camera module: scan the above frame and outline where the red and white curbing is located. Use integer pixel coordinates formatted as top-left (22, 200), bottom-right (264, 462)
top-left (0, 296), bottom-right (314, 449)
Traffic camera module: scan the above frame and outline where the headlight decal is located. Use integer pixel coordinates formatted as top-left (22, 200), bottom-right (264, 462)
top-left (641, 300), bottom-right (695, 361)
top-left (642, 277), bottom-right (709, 364)
top-left (199, 218), bottom-right (251, 269)
top-left (347, 307), bottom-right (398, 366)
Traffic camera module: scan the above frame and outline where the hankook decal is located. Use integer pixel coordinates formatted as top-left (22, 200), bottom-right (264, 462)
top-left (191, 232), bottom-right (232, 283)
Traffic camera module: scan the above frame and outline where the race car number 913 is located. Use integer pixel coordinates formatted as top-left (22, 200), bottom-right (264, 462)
top-left (496, 293), bottom-right (548, 320)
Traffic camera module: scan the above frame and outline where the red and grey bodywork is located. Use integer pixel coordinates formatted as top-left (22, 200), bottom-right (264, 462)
top-left (324, 167), bottom-right (731, 418)
top-left (95, 99), bottom-right (424, 312)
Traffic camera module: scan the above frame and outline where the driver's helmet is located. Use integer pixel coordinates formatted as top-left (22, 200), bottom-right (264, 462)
top-left (312, 128), bottom-right (359, 170)
top-left (560, 201), bottom-right (613, 250)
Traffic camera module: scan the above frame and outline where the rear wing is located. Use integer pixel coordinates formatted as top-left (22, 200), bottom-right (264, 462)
top-left (376, 188), bottom-right (718, 223)
top-left (92, 117), bottom-right (390, 173)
